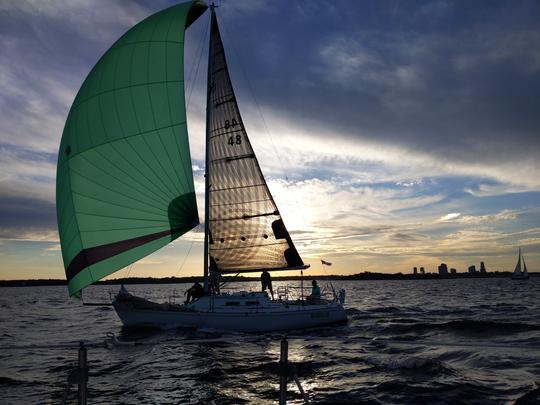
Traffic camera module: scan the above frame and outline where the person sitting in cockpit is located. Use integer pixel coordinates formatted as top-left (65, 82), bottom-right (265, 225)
top-left (184, 281), bottom-right (204, 304)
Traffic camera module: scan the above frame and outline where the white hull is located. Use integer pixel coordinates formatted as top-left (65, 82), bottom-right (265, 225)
top-left (113, 290), bottom-right (347, 332)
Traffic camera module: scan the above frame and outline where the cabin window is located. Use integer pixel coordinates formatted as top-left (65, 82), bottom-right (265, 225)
top-left (225, 301), bottom-right (240, 306)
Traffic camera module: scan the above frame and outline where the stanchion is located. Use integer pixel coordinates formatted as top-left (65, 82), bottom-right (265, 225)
top-left (278, 335), bottom-right (310, 405)
top-left (78, 342), bottom-right (88, 405)
top-left (279, 335), bottom-right (288, 405)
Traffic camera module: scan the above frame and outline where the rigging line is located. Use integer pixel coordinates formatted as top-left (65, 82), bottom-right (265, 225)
top-left (174, 224), bottom-right (199, 277)
top-left (218, 12), bottom-right (310, 242)
top-left (125, 263), bottom-right (134, 279)
top-left (186, 15), bottom-right (210, 110)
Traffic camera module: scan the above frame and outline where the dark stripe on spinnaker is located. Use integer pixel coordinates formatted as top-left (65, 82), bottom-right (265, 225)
top-left (66, 228), bottom-right (185, 282)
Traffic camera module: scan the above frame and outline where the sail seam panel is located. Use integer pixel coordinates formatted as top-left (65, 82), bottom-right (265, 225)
top-left (57, 122), bottom-right (187, 167)
top-left (72, 79), bottom-right (184, 111)
top-left (68, 167), bottom-right (171, 226)
top-left (76, 152), bottom-right (172, 208)
top-left (78, 149), bottom-right (171, 206)
top-left (142, 19), bottom-right (183, 202)
top-left (121, 136), bottom-right (178, 199)
top-left (216, 265), bottom-right (310, 274)
top-left (208, 128), bottom-right (244, 139)
top-left (211, 183), bottom-right (267, 192)
top-left (210, 241), bottom-right (288, 251)
top-left (210, 197), bottom-right (273, 208)
top-left (209, 212), bottom-right (278, 221)
top-left (216, 153), bottom-right (255, 163)
top-left (79, 225), bottom-right (177, 234)
top-left (71, 190), bottom-right (168, 218)
top-left (98, 38), bottom-right (181, 203)
top-left (164, 12), bottom-right (195, 196)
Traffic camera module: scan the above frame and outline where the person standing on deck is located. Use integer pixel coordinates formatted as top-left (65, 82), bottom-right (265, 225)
top-left (209, 269), bottom-right (220, 295)
top-left (261, 270), bottom-right (274, 300)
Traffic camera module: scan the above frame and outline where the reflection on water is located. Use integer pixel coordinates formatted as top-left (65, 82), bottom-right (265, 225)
top-left (1, 278), bottom-right (540, 404)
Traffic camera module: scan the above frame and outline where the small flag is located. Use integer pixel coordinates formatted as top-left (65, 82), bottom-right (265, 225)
top-left (321, 259), bottom-right (332, 266)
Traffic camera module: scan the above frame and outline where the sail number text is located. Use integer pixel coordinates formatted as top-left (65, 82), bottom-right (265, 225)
top-left (224, 118), bottom-right (242, 145)
top-left (224, 118), bottom-right (238, 129)
top-left (228, 135), bottom-right (242, 145)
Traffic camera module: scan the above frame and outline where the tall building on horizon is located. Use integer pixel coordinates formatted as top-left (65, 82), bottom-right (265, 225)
top-left (438, 263), bottom-right (449, 275)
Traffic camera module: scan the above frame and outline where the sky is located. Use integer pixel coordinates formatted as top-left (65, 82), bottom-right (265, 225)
top-left (0, 0), bottom-right (539, 280)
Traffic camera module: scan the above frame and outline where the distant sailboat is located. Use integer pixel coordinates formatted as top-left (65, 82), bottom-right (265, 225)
top-left (511, 248), bottom-right (529, 280)
top-left (56, 1), bottom-right (347, 331)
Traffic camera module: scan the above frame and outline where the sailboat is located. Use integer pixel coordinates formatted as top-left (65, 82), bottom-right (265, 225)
top-left (511, 247), bottom-right (529, 280)
top-left (56, 1), bottom-right (347, 331)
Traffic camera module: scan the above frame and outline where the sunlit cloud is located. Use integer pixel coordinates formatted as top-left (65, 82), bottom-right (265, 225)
top-left (439, 213), bottom-right (461, 222)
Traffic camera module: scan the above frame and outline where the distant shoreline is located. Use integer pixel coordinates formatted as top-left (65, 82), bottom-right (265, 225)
top-left (0, 271), bottom-right (535, 287)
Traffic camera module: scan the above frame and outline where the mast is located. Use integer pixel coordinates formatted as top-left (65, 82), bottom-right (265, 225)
top-left (203, 4), bottom-right (216, 293)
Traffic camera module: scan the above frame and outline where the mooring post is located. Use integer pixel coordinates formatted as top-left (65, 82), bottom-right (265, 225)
top-left (78, 342), bottom-right (88, 405)
top-left (279, 335), bottom-right (289, 405)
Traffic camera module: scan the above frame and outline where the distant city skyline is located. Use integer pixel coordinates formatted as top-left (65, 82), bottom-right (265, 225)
top-left (1, 0), bottom-right (539, 280)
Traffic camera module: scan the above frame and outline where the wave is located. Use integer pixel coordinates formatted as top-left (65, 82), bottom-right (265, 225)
top-left (385, 319), bottom-right (540, 335)
top-left (363, 354), bottom-right (454, 375)
top-left (516, 384), bottom-right (540, 405)
top-left (0, 376), bottom-right (42, 387)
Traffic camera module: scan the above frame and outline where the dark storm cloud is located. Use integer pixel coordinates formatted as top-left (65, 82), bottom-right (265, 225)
top-left (391, 232), bottom-right (420, 242)
top-left (0, 196), bottom-right (56, 239)
top-left (2, 0), bottom-right (538, 164)
top-left (0, 143), bottom-right (56, 165)
top-left (217, 0), bottom-right (540, 166)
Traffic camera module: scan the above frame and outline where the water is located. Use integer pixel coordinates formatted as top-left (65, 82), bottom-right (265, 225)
top-left (1, 278), bottom-right (539, 404)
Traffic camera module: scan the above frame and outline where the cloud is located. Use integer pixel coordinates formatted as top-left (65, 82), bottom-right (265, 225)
top-left (438, 209), bottom-right (519, 224)
top-left (439, 212), bottom-right (461, 222)
top-left (238, 108), bottom-right (540, 192)
top-left (220, 1), bottom-right (540, 188)
top-left (0, 195), bottom-right (57, 241)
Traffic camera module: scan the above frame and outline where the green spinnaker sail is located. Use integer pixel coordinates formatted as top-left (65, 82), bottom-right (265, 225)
top-left (56, 1), bottom-right (207, 296)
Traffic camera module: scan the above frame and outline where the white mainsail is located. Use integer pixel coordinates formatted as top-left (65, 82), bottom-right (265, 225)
top-left (513, 247), bottom-right (522, 275)
top-left (511, 247), bottom-right (529, 280)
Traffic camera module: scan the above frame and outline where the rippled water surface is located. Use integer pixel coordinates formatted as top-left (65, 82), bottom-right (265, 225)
top-left (1, 278), bottom-right (540, 404)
